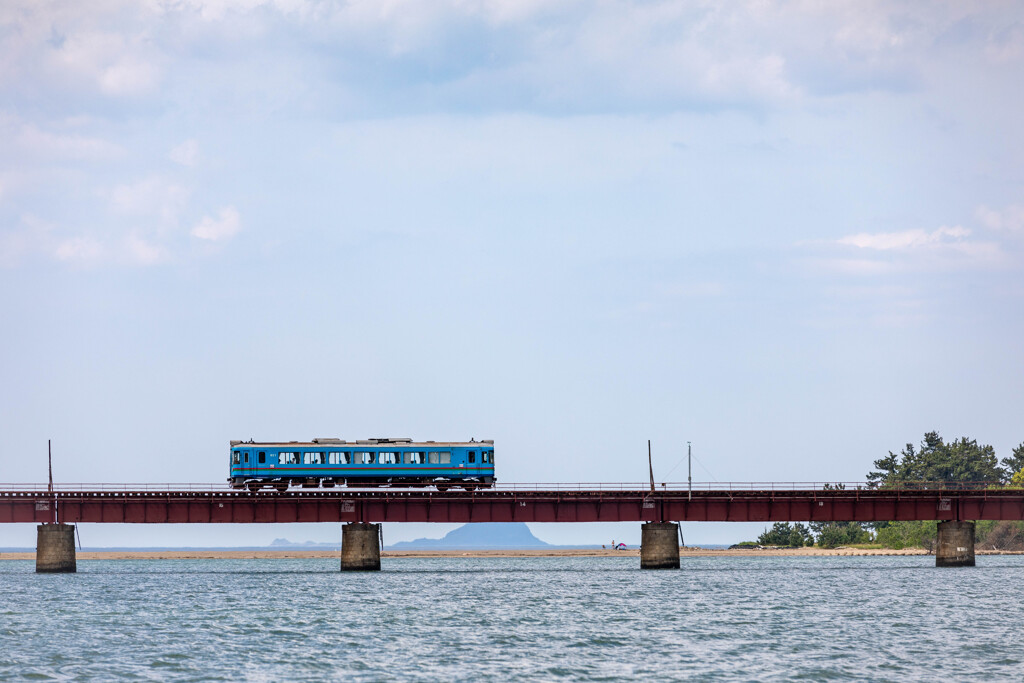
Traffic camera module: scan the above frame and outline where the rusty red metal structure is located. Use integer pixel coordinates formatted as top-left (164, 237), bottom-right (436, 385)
top-left (3, 485), bottom-right (1024, 524)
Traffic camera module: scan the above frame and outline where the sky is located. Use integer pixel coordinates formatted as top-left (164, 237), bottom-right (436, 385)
top-left (2, 0), bottom-right (1023, 548)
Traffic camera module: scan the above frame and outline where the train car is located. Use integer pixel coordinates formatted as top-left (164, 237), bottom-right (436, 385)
top-left (228, 438), bottom-right (495, 491)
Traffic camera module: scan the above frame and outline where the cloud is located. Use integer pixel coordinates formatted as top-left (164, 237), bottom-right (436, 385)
top-left (0, 214), bottom-right (51, 266)
top-left (53, 235), bottom-right (104, 264)
top-left (47, 28), bottom-right (160, 96)
top-left (985, 21), bottom-right (1024, 63)
top-left (191, 206), bottom-right (241, 241)
top-left (0, 214), bottom-right (109, 267)
top-left (0, 213), bottom-right (170, 267)
top-left (803, 221), bottom-right (1016, 277)
top-left (6, 0), bottom-right (1015, 119)
top-left (833, 225), bottom-right (1006, 268)
top-left (169, 139), bottom-right (200, 167)
top-left (10, 119), bottom-right (125, 161)
top-left (976, 204), bottom-right (1024, 233)
top-left (837, 226), bottom-right (971, 250)
top-left (109, 177), bottom-right (190, 225)
top-left (124, 233), bottom-right (166, 265)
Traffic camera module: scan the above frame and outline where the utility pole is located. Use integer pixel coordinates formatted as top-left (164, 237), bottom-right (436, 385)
top-left (648, 440), bottom-right (655, 494)
top-left (687, 441), bottom-right (692, 502)
top-left (48, 439), bottom-right (56, 524)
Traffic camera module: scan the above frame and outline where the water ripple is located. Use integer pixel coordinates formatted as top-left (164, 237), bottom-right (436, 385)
top-left (2, 556), bottom-right (1024, 680)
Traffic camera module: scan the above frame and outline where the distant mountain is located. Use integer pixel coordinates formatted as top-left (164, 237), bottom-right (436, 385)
top-left (270, 538), bottom-right (336, 548)
top-left (387, 523), bottom-right (551, 550)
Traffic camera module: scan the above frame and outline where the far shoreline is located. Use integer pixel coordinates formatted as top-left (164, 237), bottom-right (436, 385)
top-left (2, 547), bottom-right (1023, 560)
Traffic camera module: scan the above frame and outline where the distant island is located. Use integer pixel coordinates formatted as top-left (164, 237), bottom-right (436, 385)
top-left (387, 522), bottom-right (551, 550)
top-left (262, 522), bottom-right (555, 551)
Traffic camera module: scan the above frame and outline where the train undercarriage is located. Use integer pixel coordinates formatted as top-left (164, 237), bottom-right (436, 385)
top-left (229, 477), bottom-right (495, 492)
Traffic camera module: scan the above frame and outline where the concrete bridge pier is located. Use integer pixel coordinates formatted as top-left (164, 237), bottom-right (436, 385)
top-left (36, 524), bottom-right (76, 573)
top-left (936, 520), bottom-right (975, 567)
top-left (341, 522), bottom-right (381, 571)
top-left (641, 522), bottom-right (680, 569)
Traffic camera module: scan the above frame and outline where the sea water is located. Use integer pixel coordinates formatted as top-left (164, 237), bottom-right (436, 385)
top-left (2, 555), bottom-right (1024, 681)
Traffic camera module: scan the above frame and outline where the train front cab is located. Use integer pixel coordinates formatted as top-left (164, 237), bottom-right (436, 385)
top-left (230, 446), bottom-right (267, 488)
top-left (458, 446), bottom-right (495, 485)
top-left (229, 446), bottom-right (248, 487)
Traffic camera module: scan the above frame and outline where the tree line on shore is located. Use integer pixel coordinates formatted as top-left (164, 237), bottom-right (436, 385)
top-left (743, 432), bottom-right (1024, 550)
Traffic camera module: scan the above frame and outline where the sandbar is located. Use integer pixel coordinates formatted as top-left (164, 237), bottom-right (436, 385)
top-left (2, 547), bottom-right (1020, 560)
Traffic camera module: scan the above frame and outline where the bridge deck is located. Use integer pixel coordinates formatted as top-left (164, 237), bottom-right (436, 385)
top-left (3, 486), bottom-right (1024, 524)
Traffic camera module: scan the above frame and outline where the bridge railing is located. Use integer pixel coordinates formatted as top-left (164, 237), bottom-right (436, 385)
top-left (0, 481), bottom-right (1018, 493)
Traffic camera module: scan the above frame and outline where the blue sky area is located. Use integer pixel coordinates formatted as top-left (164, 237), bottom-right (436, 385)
top-left (2, 1), bottom-right (1023, 547)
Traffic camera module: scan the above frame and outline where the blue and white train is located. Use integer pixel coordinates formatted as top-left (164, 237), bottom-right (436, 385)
top-left (228, 438), bottom-right (495, 491)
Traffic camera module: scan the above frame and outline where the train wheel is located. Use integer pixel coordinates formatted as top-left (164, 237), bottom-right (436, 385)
top-left (435, 483), bottom-right (449, 492)
top-left (274, 483), bottom-right (289, 493)
top-left (246, 483), bottom-right (263, 492)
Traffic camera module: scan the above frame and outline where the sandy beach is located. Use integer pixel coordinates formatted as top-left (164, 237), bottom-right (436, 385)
top-left (2, 547), bottom-right (1021, 561)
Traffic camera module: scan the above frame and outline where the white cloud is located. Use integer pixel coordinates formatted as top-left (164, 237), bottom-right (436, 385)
top-left (0, 214), bottom-right (52, 267)
top-left (97, 58), bottom-right (160, 96)
top-left (49, 28), bottom-right (161, 96)
top-left (985, 22), bottom-right (1024, 63)
top-left (806, 221), bottom-right (1016, 276)
top-left (12, 121), bottom-right (125, 161)
top-left (53, 236), bottom-right (104, 263)
top-left (169, 139), bottom-right (200, 167)
top-left (124, 233), bottom-right (166, 265)
top-left (191, 206), bottom-right (241, 241)
top-left (1, 0), bottom-right (1020, 118)
top-left (976, 204), bottom-right (1024, 233)
top-left (837, 226), bottom-right (971, 250)
top-left (109, 177), bottom-right (189, 224)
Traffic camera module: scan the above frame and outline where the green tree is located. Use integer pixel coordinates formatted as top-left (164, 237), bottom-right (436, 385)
top-left (874, 521), bottom-right (936, 550)
top-left (866, 449), bottom-right (903, 489)
top-left (811, 521), bottom-right (871, 548)
top-left (867, 431), bottom-right (1004, 488)
top-left (869, 432), bottom-right (1024, 549)
top-left (1002, 442), bottom-right (1024, 480)
top-left (1011, 468), bottom-right (1024, 488)
top-left (757, 522), bottom-right (813, 547)
top-left (789, 523), bottom-right (815, 547)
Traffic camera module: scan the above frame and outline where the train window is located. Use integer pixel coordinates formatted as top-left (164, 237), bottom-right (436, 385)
top-left (356, 451), bottom-right (374, 464)
top-left (404, 452), bottom-right (425, 464)
top-left (244, 452), bottom-right (249, 464)
top-left (328, 451), bottom-right (351, 465)
top-left (259, 452), bottom-right (266, 464)
top-left (232, 452), bottom-right (240, 465)
top-left (278, 452), bottom-right (298, 465)
top-left (379, 452), bottom-right (400, 465)
top-left (428, 451), bottom-right (451, 464)
top-left (468, 451), bottom-right (476, 464)
top-left (303, 452), bottom-right (325, 465)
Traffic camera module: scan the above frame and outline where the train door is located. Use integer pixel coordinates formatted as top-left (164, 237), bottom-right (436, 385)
top-left (243, 449), bottom-right (256, 479)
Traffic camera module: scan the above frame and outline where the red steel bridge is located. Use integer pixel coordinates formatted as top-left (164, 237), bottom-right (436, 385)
top-left (3, 482), bottom-right (1024, 525)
